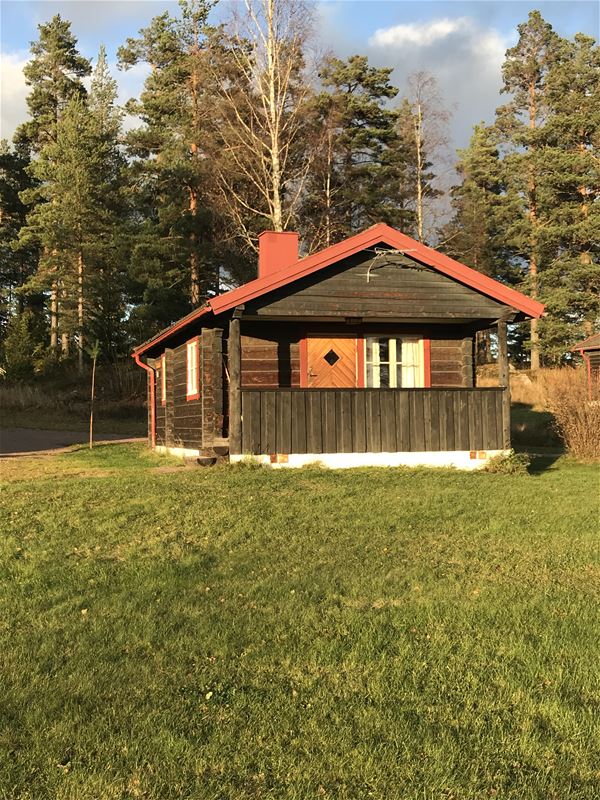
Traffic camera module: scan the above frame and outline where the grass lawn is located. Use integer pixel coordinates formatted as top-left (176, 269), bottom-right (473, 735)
top-left (1, 446), bottom-right (599, 799)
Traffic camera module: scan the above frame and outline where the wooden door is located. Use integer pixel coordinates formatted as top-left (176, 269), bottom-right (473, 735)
top-left (306, 337), bottom-right (358, 388)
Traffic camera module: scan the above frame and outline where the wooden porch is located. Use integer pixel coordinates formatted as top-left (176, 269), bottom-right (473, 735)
top-left (235, 387), bottom-right (508, 455)
top-left (227, 316), bottom-right (511, 458)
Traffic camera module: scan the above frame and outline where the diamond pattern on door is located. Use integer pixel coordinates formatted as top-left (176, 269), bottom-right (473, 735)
top-left (323, 349), bottom-right (340, 366)
top-left (307, 337), bottom-right (358, 388)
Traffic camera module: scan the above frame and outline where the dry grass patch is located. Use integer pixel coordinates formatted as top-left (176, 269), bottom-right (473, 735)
top-left (538, 368), bottom-right (600, 460)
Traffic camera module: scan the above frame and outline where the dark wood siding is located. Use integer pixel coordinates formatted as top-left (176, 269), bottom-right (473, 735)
top-left (240, 388), bottom-right (505, 454)
top-left (171, 342), bottom-right (202, 451)
top-left (240, 325), bottom-right (473, 390)
top-left (155, 357), bottom-right (166, 446)
top-left (146, 369), bottom-right (153, 447)
top-left (246, 253), bottom-right (505, 321)
top-left (200, 328), bottom-right (224, 446)
top-left (430, 339), bottom-right (463, 387)
top-left (241, 332), bottom-right (300, 388)
top-left (430, 337), bottom-right (474, 387)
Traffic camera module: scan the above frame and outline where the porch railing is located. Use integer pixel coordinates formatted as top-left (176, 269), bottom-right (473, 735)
top-left (237, 387), bottom-right (507, 455)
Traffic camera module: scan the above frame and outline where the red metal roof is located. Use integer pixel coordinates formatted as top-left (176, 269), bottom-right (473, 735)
top-left (133, 223), bottom-right (545, 357)
top-left (572, 332), bottom-right (600, 352)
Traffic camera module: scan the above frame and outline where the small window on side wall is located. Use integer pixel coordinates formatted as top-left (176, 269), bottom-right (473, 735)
top-left (186, 339), bottom-right (199, 398)
top-left (364, 337), bottom-right (424, 388)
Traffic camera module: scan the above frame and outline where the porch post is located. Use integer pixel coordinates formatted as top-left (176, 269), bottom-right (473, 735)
top-left (228, 314), bottom-right (242, 455)
top-left (497, 321), bottom-right (511, 449)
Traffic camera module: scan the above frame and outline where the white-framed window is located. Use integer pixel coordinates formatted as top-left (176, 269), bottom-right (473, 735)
top-left (365, 337), bottom-right (424, 388)
top-left (186, 339), bottom-right (199, 398)
top-left (160, 354), bottom-right (167, 404)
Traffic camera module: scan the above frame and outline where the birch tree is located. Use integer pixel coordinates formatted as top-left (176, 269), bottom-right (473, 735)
top-left (398, 71), bottom-right (451, 243)
top-left (213, 0), bottom-right (314, 249)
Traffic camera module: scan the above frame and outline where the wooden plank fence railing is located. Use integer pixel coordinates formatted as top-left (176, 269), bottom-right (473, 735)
top-left (237, 388), bottom-right (507, 455)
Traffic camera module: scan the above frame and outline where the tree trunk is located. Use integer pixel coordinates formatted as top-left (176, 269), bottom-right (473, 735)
top-left (497, 320), bottom-right (511, 449)
top-left (189, 24), bottom-right (202, 306)
top-left (50, 281), bottom-right (59, 351)
top-left (415, 102), bottom-right (424, 242)
top-left (266, 0), bottom-right (283, 231)
top-left (89, 352), bottom-right (97, 449)
top-left (189, 185), bottom-right (201, 306)
top-left (228, 315), bottom-right (242, 454)
top-left (78, 250), bottom-right (84, 374)
top-left (578, 138), bottom-right (591, 265)
top-left (528, 80), bottom-right (540, 372)
top-left (60, 281), bottom-right (69, 357)
top-left (529, 226), bottom-right (540, 371)
top-left (324, 128), bottom-right (333, 248)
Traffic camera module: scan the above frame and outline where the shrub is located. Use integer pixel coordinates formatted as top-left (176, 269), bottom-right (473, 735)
top-left (539, 368), bottom-right (600, 461)
top-left (484, 450), bottom-right (531, 475)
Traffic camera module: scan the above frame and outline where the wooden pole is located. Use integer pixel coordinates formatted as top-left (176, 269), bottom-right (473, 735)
top-left (229, 315), bottom-right (242, 455)
top-left (497, 321), bottom-right (511, 449)
top-left (89, 351), bottom-right (97, 450)
top-left (583, 353), bottom-right (593, 400)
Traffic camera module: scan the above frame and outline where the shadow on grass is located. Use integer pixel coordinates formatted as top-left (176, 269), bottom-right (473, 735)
top-left (511, 402), bottom-right (563, 450)
top-left (527, 453), bottom-right (563, 475)
top-left (509, 402), bottom-right (564, 475)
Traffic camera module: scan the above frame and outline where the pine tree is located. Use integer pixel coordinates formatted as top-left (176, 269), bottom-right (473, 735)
top-left (496, 10), bottom-right (561, 369)
top-left (15, 15), bottom-right (91, 354)
top-left (89, 45), bottom-right (122, 140)
top-left (537, 33), bottom-right (600, 360)
top-left (19, 87), bottom-right (127, 371)
top-left (442, 124), bottom-right (521, 362)
top-left (118, 1), bottom-right (220, 329)
top-left (0, 141), bottom-right (39, 332)
top-left (443, 124), bottom-right (518, 282)
top-left (16, 14), bottom-right (91, 151)
top-left (86, 47), bottom-right (130, 361)
top-left (299, 54), bottom-right (406, 249)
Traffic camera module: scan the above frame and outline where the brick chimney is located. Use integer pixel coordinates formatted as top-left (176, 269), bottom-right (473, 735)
top-left (258, 231), bottom-right (299, 278)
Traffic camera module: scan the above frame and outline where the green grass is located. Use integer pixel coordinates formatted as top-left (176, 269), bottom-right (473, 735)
top-left (1, 445), bottom-right (599, 799)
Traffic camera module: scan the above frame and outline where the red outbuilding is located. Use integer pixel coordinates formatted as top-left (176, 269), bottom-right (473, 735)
top-left (572, 332), bottom-right (600, 400)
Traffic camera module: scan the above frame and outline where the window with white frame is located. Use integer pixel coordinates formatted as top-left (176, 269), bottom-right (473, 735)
top-left (160, 354), bottom-right (166, 403)
top-left (186, 339), bottom-right (199, 397)
top-left (364, 337), bottom-right (424, 388)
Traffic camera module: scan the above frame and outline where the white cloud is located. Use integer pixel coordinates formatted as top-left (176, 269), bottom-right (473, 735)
top-left (0, 51), bottom-right (150, 142)
top-left (369, 17), bottom-right (471, 49)
top-left (366, 16), bottom-right (513, 149)
top-left (362, 15), bottom-right (514, 230)
top-left (1, 52), bottom-right (29, 140)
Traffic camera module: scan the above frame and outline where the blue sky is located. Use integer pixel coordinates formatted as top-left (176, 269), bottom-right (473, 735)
top-left (2, 0), bottom-right (598, 150)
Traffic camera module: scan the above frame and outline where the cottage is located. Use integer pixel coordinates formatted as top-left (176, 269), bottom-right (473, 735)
top-left (132, 223), bottom-right (544, 468)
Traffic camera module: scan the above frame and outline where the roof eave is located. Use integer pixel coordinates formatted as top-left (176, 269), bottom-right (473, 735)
top-left (131, 223), bottom-right (545, 358)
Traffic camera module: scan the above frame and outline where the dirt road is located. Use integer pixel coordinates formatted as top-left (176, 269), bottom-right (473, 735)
top-left (0, 428), bottom-right (143, 456)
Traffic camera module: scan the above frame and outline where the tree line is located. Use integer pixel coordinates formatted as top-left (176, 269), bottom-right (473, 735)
top-left (0, 1), bottom-right (598, 378)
